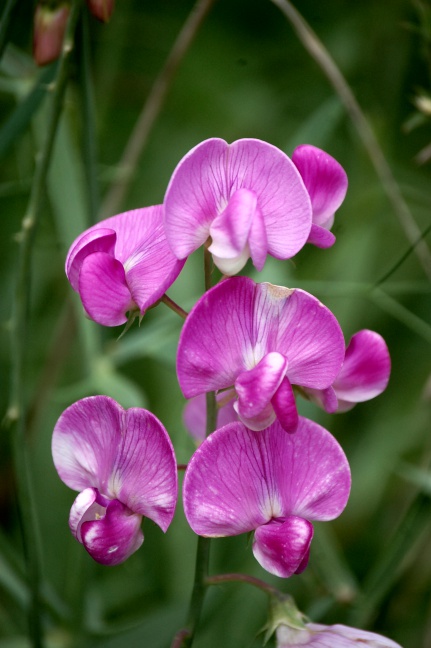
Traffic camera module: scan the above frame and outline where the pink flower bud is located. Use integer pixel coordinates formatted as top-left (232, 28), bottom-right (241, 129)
top-left (33, 4), bottom-right (70, 67)
top-left (86, 0), bottom-right (115, 22)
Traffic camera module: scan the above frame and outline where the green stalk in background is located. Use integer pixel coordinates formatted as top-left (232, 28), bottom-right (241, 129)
top-left (5, 2), bottom-right (82, 645)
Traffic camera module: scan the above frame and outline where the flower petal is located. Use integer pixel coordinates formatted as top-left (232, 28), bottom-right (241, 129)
top-left (209, 188), bottom-right (256, 259)
top-left (333, 330), bottom-right (390, 403)
top-left (183, 422), bottom-right (271, 536)
top-left (125, 232), bottom-right (185, 315)
top-left (302, 385), bottom-right (338, 413)
top-left (292, 144), bottom-right (347, 229)
top-left (79, 252), bottom-right (133, 326)
top-left (80, 498), bottom-right (143, 566)
top-left (278, 417), bottom-right (351, 521)
top-left (235, 352), bottom-right (288, 430)
top-left (276, 623), bottom-right (403, 648)
top-left (271, 377), bottom-right (299, 433)
top-left (263, 284), bottom-right (344, 388)
top-left (248, 202), bottom-right (268, 271)
top-left (226, 139), bottom-right (312, 259)
top-left (306, 223), bottom-right (336, 249)
top-left (164, 138), bottom-right (230, 258)
top-left (177, 277), bottom-right (255, 398)
top-left (253, 516), bottom-right (313, 577)
top-left (69, 487), bottom-right (110, 542)
top-left (65, 228), bottom-right (116, 291)
top-left (112, 408), bottom-right (178, 531)
top-left (52, 396), bottom-right (178, 530)
top-left (53, 396), bottom-right (122, 493)
top-left (183, 417), bottom-right (350, 538)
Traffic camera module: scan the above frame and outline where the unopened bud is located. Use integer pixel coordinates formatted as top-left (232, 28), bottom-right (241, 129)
top-left (33, 4), bottom-right (70, 66)
top-left (86, 0), bottom-right (115, 22)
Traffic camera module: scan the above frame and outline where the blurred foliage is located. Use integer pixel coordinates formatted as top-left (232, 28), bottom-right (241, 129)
top-left (1, 0), bottom-right (431, 646)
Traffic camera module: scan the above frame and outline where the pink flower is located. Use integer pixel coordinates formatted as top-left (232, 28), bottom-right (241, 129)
top-left (177, 277), bottom-right (345, 433)
top-left (292, 144), bottom-right (348, 249)
top-left (65, 205), bottom-right (185, 326)
top-left (164, 138), bottom-right (313, 274)
top-left (183, 417), bottom-right (351, 577)
top-left (52, 396), bottom-right (178, 565)
top-left (33, 4), bottom-right (70, 67)
top-left (86, 0), bottom-right (115, 22)
top-left (276, 622), bottom-right (402, 647)
top-left (303, 330), bottom-right (391, 413)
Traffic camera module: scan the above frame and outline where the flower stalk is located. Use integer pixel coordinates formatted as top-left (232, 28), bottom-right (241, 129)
top-left (6, 2), bottom-right (82, 645)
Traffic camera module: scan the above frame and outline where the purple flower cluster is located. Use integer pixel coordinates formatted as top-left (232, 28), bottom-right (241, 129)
top-left (56, 138), bottom-right (390, 585)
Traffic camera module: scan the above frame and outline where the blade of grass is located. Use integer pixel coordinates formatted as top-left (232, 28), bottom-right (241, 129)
top-left (269, 0), bottom-right (431, 281)
top-left (5, 3), bottom-right (82, 646)
top-left (369, 288), bottom-right (431, 343)
top-left (78, 10), bottom-right (99, 223)
top-left (349, 491), bottom-right (431, 627)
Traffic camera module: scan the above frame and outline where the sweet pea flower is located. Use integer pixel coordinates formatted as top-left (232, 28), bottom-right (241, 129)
top-left (303, 330), bottom-right (391, 413)
top-left (52, 396), bottom-right (178, 565)
top-left (86, 0), bottom-right (115, 22)
top-left (33, 3), bottom-right (70, 66)
top-left (164, 138), bottom-right (313, 275)
top-left (276, 623), bottom-right (402, 647)
top-left (292, 144), bottom-right (348, 249)
top-left (183, 417), bottom-right (351, 577)
top-left (177, 276), bottom-right (345, 433)
top-left (65, 205), bottom-right (185, 326)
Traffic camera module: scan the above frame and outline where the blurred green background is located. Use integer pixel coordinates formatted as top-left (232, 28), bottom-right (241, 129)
top-left (1, 0), bottom-right (431, 646)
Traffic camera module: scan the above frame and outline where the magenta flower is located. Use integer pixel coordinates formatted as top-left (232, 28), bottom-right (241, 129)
top-left (164, 138), bottom-right (313, 274)
top-left (52, 396), bottom-right (178, 566)
top-left (304, 330), bottom-right (391, 413)
top-left (183, 417), bottom-right (351, 577)
top-left (292, 144), bottom-right (348, 249)
top-left (276, 623), bottom-right (402, 647)
top-left (177, 276), bottom-right (345, 433)
top-left (66, 205), bottom-right (185, 326)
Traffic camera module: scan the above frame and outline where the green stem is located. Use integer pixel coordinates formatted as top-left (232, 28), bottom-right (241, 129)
top-left (184, 536), bottom-right (211, 646)
top-left (205, 573), bottom-right (280, 598)
top-left (204, 246), bottom-right (214, 293)
top-left (270, 0), bottom-right (431, 281)
top-left (5, 3), bottom-right (82, 646)
top-left (172, 247), bottom-right (217, 648)
top-left (79, 10), bottom-right (100, 223)
top-left (0, 0), bottom-right (18, 59)
top-left (161, 294), bottom-right (188, 319)
top-left (373, 221), bottom-right (431, 287)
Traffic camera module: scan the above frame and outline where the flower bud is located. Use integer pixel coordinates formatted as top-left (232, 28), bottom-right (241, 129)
top-left (86, 0), bottom-right (115, 22)
top-left (33, 3), bottom-right (70, 66)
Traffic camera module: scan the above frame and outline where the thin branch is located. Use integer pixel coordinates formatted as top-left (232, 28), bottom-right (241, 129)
top-left (206, 573), bottom-right (281, 598)
top-left (100, 0), bottom-right (217, 218)
top-left (5, 2), bottom-right (82, 646)
top-left (270, 0), bottom-right (431, 281)
top-left (161, 294), bottom-right (188, 319)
